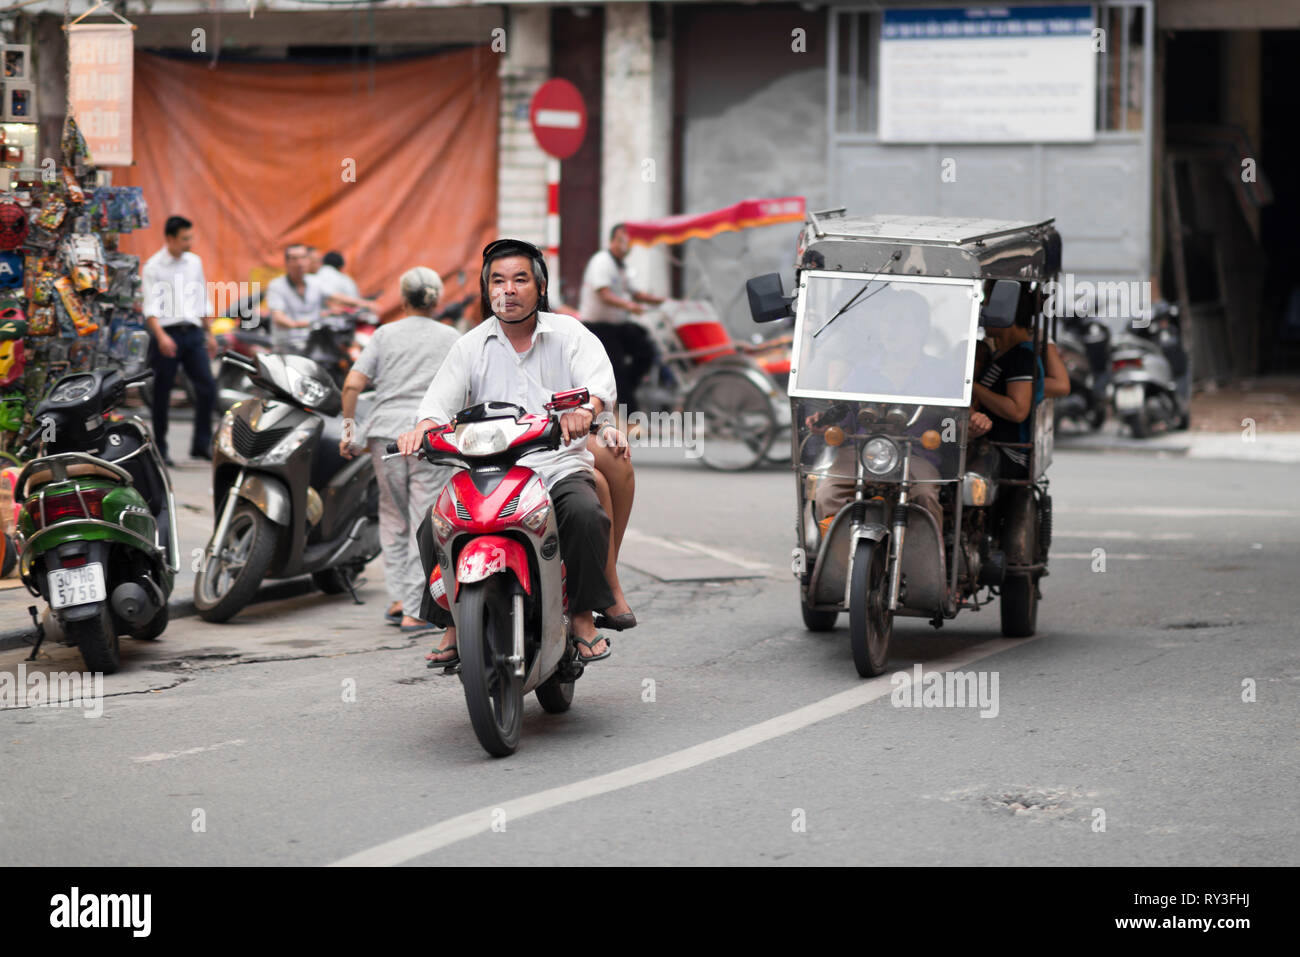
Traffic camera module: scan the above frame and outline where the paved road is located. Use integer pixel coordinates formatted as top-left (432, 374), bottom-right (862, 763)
top-left (1, 441), bottom-right (1295, 865)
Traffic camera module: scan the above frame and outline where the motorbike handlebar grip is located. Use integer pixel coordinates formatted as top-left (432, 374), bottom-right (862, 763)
top-left (386, 442), bottom-right (399, 455)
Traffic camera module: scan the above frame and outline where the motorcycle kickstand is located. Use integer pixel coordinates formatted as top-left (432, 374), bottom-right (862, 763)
top-left (25, 605), bottom-right (45, 661)
top-left (342, 571), bottom-right (365, 606)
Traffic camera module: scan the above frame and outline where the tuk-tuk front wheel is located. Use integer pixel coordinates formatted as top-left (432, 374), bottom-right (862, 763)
top-left (849, 540), bottom-right (892, 677)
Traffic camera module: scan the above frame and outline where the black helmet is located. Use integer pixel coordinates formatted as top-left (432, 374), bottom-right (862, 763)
top-left (480, 238), bottom-right (550, 322)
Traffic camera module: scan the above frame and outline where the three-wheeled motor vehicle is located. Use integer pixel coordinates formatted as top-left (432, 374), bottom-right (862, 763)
top-left (746, 212), bottom-right (1058, 677)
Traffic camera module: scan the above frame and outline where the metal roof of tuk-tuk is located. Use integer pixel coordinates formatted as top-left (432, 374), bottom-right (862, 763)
top-left (800, 211), bottom-right (1060, 281)
top-left (808, 213), bottom-right (1055, 246)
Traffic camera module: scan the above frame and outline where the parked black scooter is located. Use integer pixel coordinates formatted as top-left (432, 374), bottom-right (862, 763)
top-left (193, 351), bottom-right (380, 622)
top-left (1054, 314), bottom-right (1111, 432)
top-left (14, 367), bottom-right (178, 673)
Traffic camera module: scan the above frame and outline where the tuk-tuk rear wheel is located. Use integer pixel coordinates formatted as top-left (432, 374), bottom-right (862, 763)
top-left (801, 598), bottom-right (838, 632)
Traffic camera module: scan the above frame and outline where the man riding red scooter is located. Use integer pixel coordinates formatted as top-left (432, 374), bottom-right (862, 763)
top-left (396, 238), bottom-right (619, 667)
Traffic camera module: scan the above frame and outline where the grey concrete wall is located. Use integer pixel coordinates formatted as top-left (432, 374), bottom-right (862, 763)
top-left (677, 4), bottom-right (827, 335)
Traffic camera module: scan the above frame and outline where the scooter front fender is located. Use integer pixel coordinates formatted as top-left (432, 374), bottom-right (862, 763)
top-left (455, 536), bottom-right (531, 600)
top-left (236, 473), bottom-right (291, 526)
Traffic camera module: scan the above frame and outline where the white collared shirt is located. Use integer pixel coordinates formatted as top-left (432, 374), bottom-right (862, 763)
top-left (142, 246), bottom-right (207, 327)
top-left (415, 311), bottom-right (617, 487)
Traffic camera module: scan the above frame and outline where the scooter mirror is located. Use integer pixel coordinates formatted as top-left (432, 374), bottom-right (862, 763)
top-left (746, 273), bottom-right (794, 324)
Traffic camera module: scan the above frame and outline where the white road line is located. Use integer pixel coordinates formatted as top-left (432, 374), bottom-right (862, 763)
top-left (1056, 506), bottom-right (1300, 519)
top-left (1052, 552), bottom-right (1164, 560)
top-left (624, 529), bottom-right (774, 573)
top-left (132, 739), bottom-right (246, 763)
top-left (329, 639), bottom-right (1028, 866)
top-left (1054, 530), bottom-right (1194, 540)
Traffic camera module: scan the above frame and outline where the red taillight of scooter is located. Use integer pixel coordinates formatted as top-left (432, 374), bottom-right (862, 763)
top-left (24, 488), bottom-right (108, 525)
top-left (1112, 356), bottom-right (1143, 371)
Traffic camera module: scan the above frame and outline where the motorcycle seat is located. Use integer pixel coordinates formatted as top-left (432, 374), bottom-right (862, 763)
top-left (21, 461), bottom-right (126, 498)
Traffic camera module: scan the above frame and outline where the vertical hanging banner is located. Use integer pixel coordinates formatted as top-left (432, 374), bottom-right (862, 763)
top-left (67, 24), bottom-right (134, 166)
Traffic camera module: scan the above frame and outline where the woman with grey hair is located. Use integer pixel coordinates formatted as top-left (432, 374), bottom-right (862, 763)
top-left (340, 266), bottom-right (460, 632)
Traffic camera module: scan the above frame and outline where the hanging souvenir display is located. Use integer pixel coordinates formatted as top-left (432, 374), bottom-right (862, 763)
top-left (0, 111), bottom-right (151, 463)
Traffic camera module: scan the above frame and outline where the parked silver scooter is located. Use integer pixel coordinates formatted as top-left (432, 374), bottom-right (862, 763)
top-left (1110, 301), bottom-right (1190, 437)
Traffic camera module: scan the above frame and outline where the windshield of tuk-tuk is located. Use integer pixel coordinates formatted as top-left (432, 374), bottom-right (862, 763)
top-left (791, 272), bottom-right (982, 406)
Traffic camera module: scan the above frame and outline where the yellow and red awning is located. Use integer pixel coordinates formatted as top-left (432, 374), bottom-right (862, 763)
top-left (624, 197), bottom-right (806, 248)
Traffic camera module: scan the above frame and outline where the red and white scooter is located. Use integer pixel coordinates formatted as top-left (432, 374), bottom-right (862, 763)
top-left (393, 388), bottom-right (594, 757)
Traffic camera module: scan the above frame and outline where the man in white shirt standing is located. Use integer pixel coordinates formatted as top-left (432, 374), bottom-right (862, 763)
top-left (398, 238), bottom-right (619, 665)
top-left (578, 223), bottom-right (663, 415)
top-left (265, 243), bottom-right (325, 352)
top-left (142, 215), bottom-right (218, 466)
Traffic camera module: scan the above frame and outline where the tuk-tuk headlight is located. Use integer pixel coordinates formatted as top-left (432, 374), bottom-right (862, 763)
top-left (862, 436), bottom-right (900, 475)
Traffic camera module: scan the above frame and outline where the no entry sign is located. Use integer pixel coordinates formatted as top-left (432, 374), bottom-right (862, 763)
top-left (530, 79), bottom-right (587, 160)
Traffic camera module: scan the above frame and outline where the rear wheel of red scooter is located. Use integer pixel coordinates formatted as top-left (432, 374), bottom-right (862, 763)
top-left (535, 672), bottom-right (575, 713)
top-left (459, 577), bottom-right (523, 757)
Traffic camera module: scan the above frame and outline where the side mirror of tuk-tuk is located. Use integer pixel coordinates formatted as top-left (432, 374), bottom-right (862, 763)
top-left (980, 279), bottom-right (1020, 329)
top-left (746, 273), bottom-right (794, 324)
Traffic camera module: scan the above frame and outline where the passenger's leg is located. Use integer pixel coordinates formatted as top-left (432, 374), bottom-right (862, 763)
top-left (549, 473), bottom-right (615, 657)
top-left (588, 435), bottom-right (634, 619)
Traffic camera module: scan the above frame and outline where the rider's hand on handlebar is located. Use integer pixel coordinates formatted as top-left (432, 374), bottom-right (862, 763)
top-left (559, 407), bottom-right (593, 445)
top-left (339, 438), bottom-right (357, 459)
top-left (397, 422), bottom-right (434, 456)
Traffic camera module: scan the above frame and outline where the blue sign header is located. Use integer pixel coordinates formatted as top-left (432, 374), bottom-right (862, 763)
top-left (882, 5), bottom-right (1094, 40)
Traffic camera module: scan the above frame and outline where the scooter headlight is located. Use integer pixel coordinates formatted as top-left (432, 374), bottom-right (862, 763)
top-left (262, 421), bottom-right (318, 465)
top-left (216, 415), bottom-right (240, 461)
top-left (290, 371), bottom-right (331, 408)
top-left (456, 421), bottom-right (511, 456)
top-left (861, 436), bottom-right (900, 475)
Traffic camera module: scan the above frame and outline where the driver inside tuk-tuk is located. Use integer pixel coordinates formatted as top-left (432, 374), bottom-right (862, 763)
top-left (808, 289), bottom-right (976, 534)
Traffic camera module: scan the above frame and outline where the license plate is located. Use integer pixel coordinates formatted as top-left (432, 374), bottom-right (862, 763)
top-left (1115, 384), bottom-right (1144, 412)
top-left (48, 563), bottom-right (107, 610)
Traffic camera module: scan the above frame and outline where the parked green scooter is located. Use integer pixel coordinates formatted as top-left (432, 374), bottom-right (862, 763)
top-left (14, 367), bottom-right (178, 674)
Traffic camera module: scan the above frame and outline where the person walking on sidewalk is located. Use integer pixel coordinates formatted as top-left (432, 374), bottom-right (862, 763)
top-left (142, 215), bottom-right (218, 467)
top-left (339, 267), bottom-right (460, 633)
top-left (578, 223), bottom-right (663, 416)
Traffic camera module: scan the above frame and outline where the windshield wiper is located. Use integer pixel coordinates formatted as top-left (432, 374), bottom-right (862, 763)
top-left (813, 250), bottom-right (902, 339)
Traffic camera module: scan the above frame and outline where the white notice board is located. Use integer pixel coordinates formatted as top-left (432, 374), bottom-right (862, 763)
top-left (879, 5), bottom-right (1096, 144)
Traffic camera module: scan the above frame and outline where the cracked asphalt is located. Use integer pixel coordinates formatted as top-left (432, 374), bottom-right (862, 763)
top-left (1, 442), bottom-right (1296, 866)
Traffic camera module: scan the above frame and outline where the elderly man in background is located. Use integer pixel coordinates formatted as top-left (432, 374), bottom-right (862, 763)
top-left (340, 266), bottom-right (460, 633)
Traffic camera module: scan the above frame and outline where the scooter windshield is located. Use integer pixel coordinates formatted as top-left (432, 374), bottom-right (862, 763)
top-left (792, 272), bottom-right (981, 406)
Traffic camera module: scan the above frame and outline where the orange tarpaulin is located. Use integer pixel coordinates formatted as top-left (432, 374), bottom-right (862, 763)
top-left (116, 50), bottom-right (499, 322)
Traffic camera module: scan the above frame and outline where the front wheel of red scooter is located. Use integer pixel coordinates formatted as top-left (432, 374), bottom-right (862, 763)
top-left (459, 577), bottom-right (523, 757)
